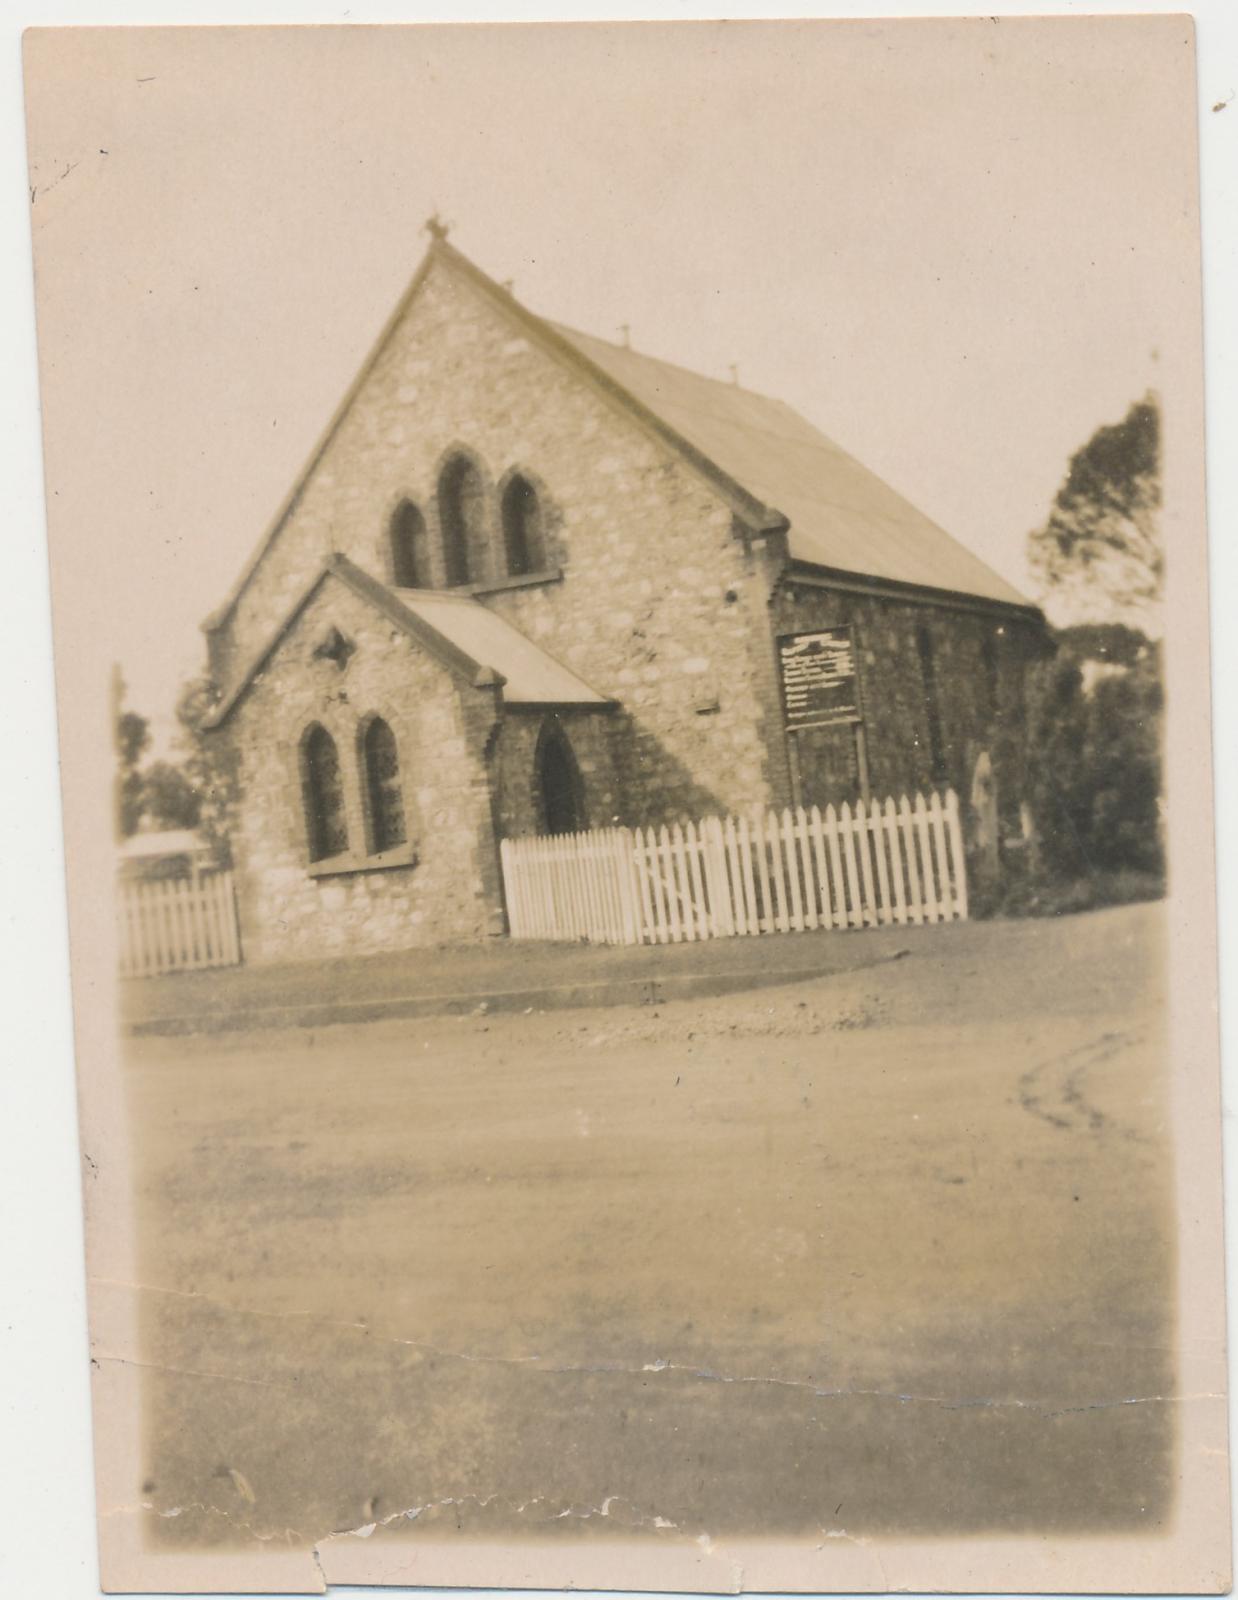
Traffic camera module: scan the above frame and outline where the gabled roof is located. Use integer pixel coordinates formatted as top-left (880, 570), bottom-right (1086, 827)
top-left (205, 230), bottom-right (1035, 635)
top-left (204, 554), bottom-right (611, 729)
top-left (552, 325), bottom-right (1031, 609)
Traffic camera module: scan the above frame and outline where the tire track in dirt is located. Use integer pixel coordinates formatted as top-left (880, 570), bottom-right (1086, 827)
top-left (1016, 1029), bottom-right (1148, 1142)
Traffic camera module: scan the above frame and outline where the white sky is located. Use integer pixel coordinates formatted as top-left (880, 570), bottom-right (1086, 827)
top-left (25, 17), bottom-right (1197, 739)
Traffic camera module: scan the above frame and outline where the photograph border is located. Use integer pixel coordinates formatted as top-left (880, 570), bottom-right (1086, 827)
top-left (5, 2), bottom-right (1235, 1596)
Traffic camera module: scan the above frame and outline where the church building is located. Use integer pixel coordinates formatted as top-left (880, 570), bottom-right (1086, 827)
top-left (202, 222), bottom-right (1047, 962)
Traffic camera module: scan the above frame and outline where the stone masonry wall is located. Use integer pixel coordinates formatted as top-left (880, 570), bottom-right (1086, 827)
top-left (493, 710), bottom-right (623, 840)
top-left (219, 574), bottom-right (504, 962)
top-left (205, 240), bottom-right (1044, 954)
top-left (207, 250), bottom-right (789, 827)
top-left (768, 578), bottom-right (1044, 818)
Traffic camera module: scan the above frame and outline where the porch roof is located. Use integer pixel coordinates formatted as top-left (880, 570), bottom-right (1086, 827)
top-left (204, 553), bottom-right (610, 728)
top-left (392, 587), bottom-right (611, 707)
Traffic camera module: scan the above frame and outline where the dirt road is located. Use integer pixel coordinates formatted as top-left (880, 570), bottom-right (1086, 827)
top-left (126, 902), bottom-right (1173, 1550)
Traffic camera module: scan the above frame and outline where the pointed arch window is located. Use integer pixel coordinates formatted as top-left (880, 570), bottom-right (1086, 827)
top-left (501, 474), bottom-right (544, 577)
top-left (439, 454), bottom-right (486, 587)
top-left (362, 717), bottom-right (407, 854)
top-left (301, 724), bottom-right (349, 861)
top-left (390, 500), bottom-right (429, 588)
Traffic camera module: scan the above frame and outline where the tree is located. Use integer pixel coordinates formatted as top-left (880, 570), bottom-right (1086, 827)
top-left (112, 666), bottom-right (237, 852)
top-left (1020, 394), bottom-right (1166, 894)
top-left (115, 706), bottom-right (150, 839)
top-left (1024, 628), bottom-right (1164, 883)
top-left (140, 759), bottom-right (202, 830)
top-left (1083, 645), bottom-right (1164, 874)
top-left (1027, 392), bottom-right (1161, 633)
top-left (170, 675), bottom-right (239, 862)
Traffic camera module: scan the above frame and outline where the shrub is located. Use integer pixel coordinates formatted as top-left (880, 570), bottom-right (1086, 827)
top-left (1023, 629), bottom-right (1164, 890)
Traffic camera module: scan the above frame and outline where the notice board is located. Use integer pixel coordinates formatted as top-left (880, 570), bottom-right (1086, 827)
top-left (778, 626), bottom-right (861, 729)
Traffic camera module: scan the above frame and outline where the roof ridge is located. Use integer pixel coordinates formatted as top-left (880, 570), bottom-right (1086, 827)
top-left (550, 321), bottom-right (912, 469)
top-left (549, 320), bottom-right (770, 399)
top-left (549, 322), bottom-right (835, 452)
top-left (555, 309), bottom-right (1033, 608)
top-left (551, 319), bottom-right (1006, 561)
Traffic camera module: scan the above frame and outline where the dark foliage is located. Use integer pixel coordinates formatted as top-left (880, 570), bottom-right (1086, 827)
top-left (112, 676), bottom-right (238, 859)
top-left (1024, 630), bottom-right (1164, 885)
top-left (169, 676), bottom-right (239, 864)
top-left (1015, 392), bottom-right (1166, 909)
top-left (1050, 398), bottom-right (1159, 543)
top-left (141, 759), bottom-right (202, 831)
top-left (115, 708), bottom-right (150, 839)
top-left (1027, 394), bottom-right (1161, 624)
top-left (1055, 621), bottom-right (1151, 670)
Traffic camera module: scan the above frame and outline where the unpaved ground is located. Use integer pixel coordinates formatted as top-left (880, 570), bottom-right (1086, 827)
top-left (126, 903), bottom-right (1173, 1551)
top-left (123, 912), bottom-right (973, 1032)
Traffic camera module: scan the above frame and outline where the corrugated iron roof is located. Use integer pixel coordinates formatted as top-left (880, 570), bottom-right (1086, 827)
top-left (393, 588), bottom-right (610, 706)
top-left (552, 323), bottom-right (1030, 608)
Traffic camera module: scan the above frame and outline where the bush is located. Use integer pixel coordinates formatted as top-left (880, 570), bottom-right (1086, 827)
top-left (1023, 628), bottom-right (1164, 891)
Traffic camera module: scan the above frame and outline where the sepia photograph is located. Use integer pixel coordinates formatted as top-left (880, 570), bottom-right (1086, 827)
top-left (18, 11), bottom-right (1229, 1594)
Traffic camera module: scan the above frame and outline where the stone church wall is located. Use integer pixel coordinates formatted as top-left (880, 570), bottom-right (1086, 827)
top-left (206, 251), bottom-right (790, 827)
top-left (768, 578), bottom-right (1045, 819)
top-left (204, 244), bottom-right (1047, 963)
top-left (220, 576), bottom-right (505, 962)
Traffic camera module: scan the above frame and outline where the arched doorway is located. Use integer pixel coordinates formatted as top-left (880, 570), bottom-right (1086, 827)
top-left (536, 724), bottom-right (585, 836)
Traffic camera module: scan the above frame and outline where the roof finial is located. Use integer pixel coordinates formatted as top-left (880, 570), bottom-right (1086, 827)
top-left (729, 363), bottom-right (739, 386)
top-left (425, 212), bottom-right (450, 242)
top-left (619, 323), bottom-right (631, 349)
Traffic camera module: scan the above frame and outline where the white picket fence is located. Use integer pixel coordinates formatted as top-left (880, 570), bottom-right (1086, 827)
top-left (116, 870), bottom-right (242, 977)
top-left (501, 790), bottom-right (968, 946)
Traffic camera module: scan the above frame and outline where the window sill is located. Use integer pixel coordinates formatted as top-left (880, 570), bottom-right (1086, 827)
top-left (307, 844), bottom-right (419, 879)
top-left (462, 567), bottom-right (563, 598)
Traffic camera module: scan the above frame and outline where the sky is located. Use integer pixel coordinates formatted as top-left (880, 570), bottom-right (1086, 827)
top-left (24, 17), bottom-right (1199, 744)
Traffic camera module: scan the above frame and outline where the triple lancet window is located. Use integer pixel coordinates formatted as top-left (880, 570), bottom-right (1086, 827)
top-left (390, 457), bottom-right (548, 590)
